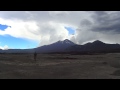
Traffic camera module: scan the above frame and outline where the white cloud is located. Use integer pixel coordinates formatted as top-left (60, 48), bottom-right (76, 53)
top-left (0, 11), bottom-right (93, 46)
top-left (0, 11), bottom-right (120, 47)
top-left (0, 45), bottom-right (9, 50)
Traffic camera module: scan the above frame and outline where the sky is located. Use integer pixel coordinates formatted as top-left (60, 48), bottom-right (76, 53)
top-left (0, 11), bottom-right (120, 50)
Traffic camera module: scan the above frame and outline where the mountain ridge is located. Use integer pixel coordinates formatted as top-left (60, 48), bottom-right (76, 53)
top-left (66, 40), bottom-right (120, 53)
top-left (1, 39), bottom-right (120, 54)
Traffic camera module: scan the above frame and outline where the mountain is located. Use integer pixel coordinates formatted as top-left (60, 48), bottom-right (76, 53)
top-left (35, 39), bottom-right (76, 53)
top-left (1, 39), bottom-right (120, 54)
top-left (0, 39), bottom-right (76, 53)
top-left (66, 40), bottom-right (120, 53)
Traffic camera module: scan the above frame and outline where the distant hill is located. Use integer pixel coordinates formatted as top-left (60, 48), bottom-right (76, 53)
top-left (0, 49), bottom-right (35, 54)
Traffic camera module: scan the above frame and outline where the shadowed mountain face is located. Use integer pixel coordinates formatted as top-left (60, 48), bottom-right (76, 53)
top-left (66, 40), bottom-right (120, 53)
top-left (35, 39), bottom-right (76, 53)
top-left (1, 39), bottom-right (120, 54)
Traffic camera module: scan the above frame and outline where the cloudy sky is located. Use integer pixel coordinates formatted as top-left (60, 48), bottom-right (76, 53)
top-left (0, 11), bottom-right (120, 50)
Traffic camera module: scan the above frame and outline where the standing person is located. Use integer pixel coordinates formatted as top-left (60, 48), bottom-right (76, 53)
top-left (34, 52), bottom-right (37, 61)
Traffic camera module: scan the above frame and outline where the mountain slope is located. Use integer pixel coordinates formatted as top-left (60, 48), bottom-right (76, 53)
top-left (35, 39), bottom-right (76, 53)
top-left (66, 40), bottom-right (120, 53)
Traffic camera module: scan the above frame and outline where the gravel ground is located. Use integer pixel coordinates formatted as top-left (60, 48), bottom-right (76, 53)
top-left (0, 53), bottom-right (120, 79)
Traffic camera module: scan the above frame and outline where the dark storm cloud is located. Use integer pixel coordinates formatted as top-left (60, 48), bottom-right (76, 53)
top-left (80, 19), bottom-right (92, 26)
top-left (91, 11), bottom-right (120, 33)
